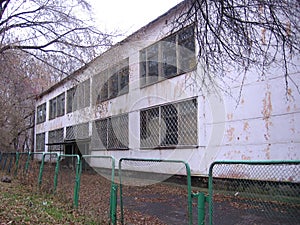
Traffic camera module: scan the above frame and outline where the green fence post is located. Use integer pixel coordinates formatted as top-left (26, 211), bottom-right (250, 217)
top-left (2, 153), bottom-right (8, 170)
top-left (14, 152), bottom-right (20, 176)
top-left (73, 155), bottom-right (81, 208)
top-left (25, 152), bottom-right (31, 173)
top-left (110, 183), bottom-right (118, 225)
top-left (118, 158), bottom-right (193, 225)
top-left (81, 155), bottom-right (116, 224)
top-left (54, 154), bottom-right (81, 208)
top-left (192, 192), bottom-right (207, 225)
top-left (38, 153), bottom-right (47, 187)
top-left (53, 154), bottom-right (60, 193)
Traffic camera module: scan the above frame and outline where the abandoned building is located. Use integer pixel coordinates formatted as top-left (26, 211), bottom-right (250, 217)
top-left (34, 1), bottom-right (299, 178)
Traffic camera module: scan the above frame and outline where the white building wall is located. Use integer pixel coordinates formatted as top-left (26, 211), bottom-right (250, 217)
top-left (34, 2), bottom-right (300, 179)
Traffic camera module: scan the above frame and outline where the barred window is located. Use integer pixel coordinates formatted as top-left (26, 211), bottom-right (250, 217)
top-left (49, 92), bottom-right (65, 119)
top-left (66, 123), bottom-right (89, 140)
top-left (140, 98), bottom-right (197, 148)
top-left (48, 128), bottom-right (64, 151)
top-left (92, 58), bottom-right (129, 105)
top-left (36, 103), bottom-right (46, 124)
top-left (140, 24), bottom-right (195, 87)
top-left (36, 133), bottom-right (45, 152)
top-left (92, 114), bottom-right (129, 150)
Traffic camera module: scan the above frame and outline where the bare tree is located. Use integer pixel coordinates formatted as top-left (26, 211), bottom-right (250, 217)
top-left (0, 0), bottom-right (113, 80)
top-left (172, 0), bottom-right (300, 99)
top-left (0, 0), bottom-right (114, 151)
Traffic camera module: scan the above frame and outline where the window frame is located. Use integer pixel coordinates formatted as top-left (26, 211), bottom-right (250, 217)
top-left (36, 103), bottom-right (46, 124)
top-left (92, 58), bottom-right (129, 105)
top-left (35, 132), bottom-right (45, 152)
top-left (49, 92), bottom-right (65, 120)
top-left (93, 114), bottom-right (129, 151)
top-left (140, 98), bottom-right (198, 149)
top-left (140, 24), bottom-right (196, 88)
top-left (66, 78), bottom-right (90, 113)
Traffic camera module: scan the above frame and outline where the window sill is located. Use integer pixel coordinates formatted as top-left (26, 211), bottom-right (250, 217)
top-left (140, 145), bottom-right (198, 150)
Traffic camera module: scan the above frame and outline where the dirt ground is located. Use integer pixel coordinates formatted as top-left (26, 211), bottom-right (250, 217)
top-left (1, 158), bottom-right (300, 224)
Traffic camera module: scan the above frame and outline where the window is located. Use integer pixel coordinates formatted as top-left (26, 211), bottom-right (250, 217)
top-left (77, 79), bottom-right (90, 109)
top-left (67, 87), bottom-right (76, 113)
top-left (66, 123), bottom-right (89, 140)
top-left (57, 93), bottom-right (65, 117)
top-left (140, 98), bottom-right (197, 148)
top-left (92, 58), bottom-right (129, 105)
top-left (49, 93), bottom-right (65, 120)
top-left (140, 25), bottom-right (195, 87)
top-left (48, 128), bottom-right (64, 151)
top-left (92, 114), bottom-right (129, 150)
top-left (36, 133), bottom-right (45, 151)
top-left (36, 103), bottom-right (46, 124)
top-left (66, 79), bottom-right (90, 113)
top-left (49, 98), bottom-right (57, 120)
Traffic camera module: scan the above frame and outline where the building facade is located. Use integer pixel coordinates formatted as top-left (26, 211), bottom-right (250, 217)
top-left (35, 1), bottom-right (300, 178)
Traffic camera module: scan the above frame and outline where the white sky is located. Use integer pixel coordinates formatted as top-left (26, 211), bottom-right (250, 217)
top-left (89, 0), bottom-right (183, 38)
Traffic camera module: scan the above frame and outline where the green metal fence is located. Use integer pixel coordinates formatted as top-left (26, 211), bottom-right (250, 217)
top-left (118, 158), bottom-right (197, 225)
top-left (208, 160), bottom-right (300, 225)
top-left (38, 152), bottom-right (59, 188)
top-left (54, 154), bottom-right (81, 208)
top-left (80, 155), bottom-right (117, 225)
top-left (0, 152), bottom-right (16, 173)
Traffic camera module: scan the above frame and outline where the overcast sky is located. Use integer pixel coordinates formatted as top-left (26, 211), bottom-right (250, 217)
top-left (89, 0), bottom-right (183, 38)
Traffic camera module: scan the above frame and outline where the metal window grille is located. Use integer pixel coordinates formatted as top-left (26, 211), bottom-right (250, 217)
top-left (66, 123), bottom-right (89, 140)
top-left (48, 128), bottom-right (64, 151)
top-left (36, 133), bottom-right (45, 151)
top-left (76, 123), bottom-right (89, 139)
top-left (66, 126), bottom-right (75, 140)
top-left (140, 98), bottom-right (197, 148)
top-left (92, 114), bottom-right (129, 150)
top-left (108, 114), bottom-right (129, 150)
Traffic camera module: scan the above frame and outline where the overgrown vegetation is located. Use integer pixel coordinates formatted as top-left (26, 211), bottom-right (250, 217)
top-left (0, 172), bottom-right (98, 225)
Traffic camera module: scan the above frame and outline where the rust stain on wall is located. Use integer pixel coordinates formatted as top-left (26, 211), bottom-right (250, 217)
top-left (242, 155), bottom-right (251, 160)
top-left (226, 127), bottom-right (235, 142)
top-left (227, 113), bottom-right (233, 121)
top-left (263, 143), bottom-right (271, 159)
top-left (262, 90), bottom-right (273, 140)
top-left (262, 91), bottom-right (272, 119)
top-left (243, 121), bottom-right (249, 131)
